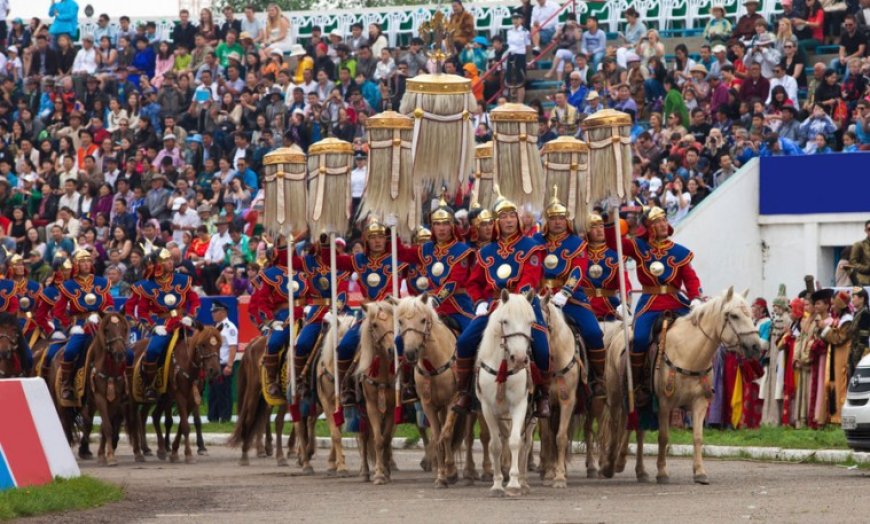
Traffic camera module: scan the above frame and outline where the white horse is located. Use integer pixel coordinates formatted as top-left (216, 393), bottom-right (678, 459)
top-left (315, 313), bottom-right (356, 477)
top-left (477, 289), bottom-right (538, 497)
top-left (601, 287), bottom-right (762, 484)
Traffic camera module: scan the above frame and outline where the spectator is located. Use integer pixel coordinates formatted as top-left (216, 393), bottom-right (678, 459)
top-left (733, 0), bottom-right (764, 40)
top-left (761, 132), bottom-right (804, 156)
top-left (793, 0), bottom-right (825, 54)
top-left (48, 0), bottom-right (79, 44)
top-left (704, 5), bottom-right (732, 43)
top-left (530, 0), bottom-right (559, 53)
top-left (450, 0), bottom-right (476, 53)
top-left (208, 301), bottom-right (237, 424)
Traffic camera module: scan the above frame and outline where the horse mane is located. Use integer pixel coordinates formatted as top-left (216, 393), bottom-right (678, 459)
top-left (478, 294), bottom-right (535, 362)
top-left (320, 314), bottom-right (355, 369)
top-left (357, 302), bottom-right (393, 376)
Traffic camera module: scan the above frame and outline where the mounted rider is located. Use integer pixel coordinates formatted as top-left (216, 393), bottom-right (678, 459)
top-left (290, 236), bottom-right (351, 396)
top-left (248, 241), bottom-right (309, 398)
top-left (35, 256), bottom-right (73, 377)
top-left (335, 217), bottom-right (407, 406)
top-left (7, 251), bottom-right (42, 349)
top-left (55, 248), bottom-right (114, 401)
top-left (125, 248), bottom-right (201, 401)
top-left (467, 199), bottom-right (495, 251)
top-left (607, 206), bottom-right (703, 405)
top-left (534, 187), bottom-right (607, 396)
top-left (580, 212), bottom-right (624, 321)
top-left (454, 190), bottom-right (552, 418)
top-left (405, 226), bottom-right (432, 296)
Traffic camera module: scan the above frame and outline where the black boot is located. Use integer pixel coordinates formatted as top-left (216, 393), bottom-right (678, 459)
top-left (60, 361), bottom-right (76, 400)
top-left (337, 359), bottom-right (356, 407)
top-left (142, 362), bottom-right (159, 402)
top-left (293, 354), bottom-right (307, 396)
top-left (587, 347), bottom-right (607, 398)
top-left (535, 373), bottom-right (551, 419)
top-left (630, 352), bottom-right (649, 407)
top-left (400, 359), bottom-right (417, 403)
top-left (263, 353), bottom-right (282, 398)
top-left (451, 357), bottom-right (475, 414)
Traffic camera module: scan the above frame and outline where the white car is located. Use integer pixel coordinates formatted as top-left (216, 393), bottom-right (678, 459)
top-left (842, 354), bottom-right (870, 451)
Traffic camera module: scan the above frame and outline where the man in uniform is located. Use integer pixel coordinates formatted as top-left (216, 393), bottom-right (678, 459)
top-left (467, 197), bottom-right (495, 251)
top-left (849, 287), bottom-right (869, 377)
top-left (335, 218), bottom-right (406, 406)
top-left (209, 301), bottom-right (238, 423)
top-left (248, 241), bottom-right (308, 398)
top-left (534, 190), bottom-right (606, 396)
top-left (56, 248), bottom-right (115, 401)
top-left (607, 206), bottom-right (703, 405)
top-left (580, 213), bottom-right (623, 321)
top-left (454, 191), bottom-right (552, 417)
top-left (35, 256), bottom-right (73, 377)
top-left (7, 252), bottom-right (42, 348)
top-left (405, 226), bottom-right (431, 297)
top-left (125, 248), bottom-right (201, 402)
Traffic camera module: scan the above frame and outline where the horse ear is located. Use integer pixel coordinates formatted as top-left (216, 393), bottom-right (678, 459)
top-left (500, 288), bottom-right (510, 303)
top-left (386, 296), bottom-right (399, 306)
top-left (419, 291), bottom-right (429, 305)
top-left (741, 288), bottom-right (750, 299)
top-left (725, 286), bottom-right (734, 302)
top-left (361, 303), bottom-right (370, 315)
top-left (525, 289), bottom-right (535, 303)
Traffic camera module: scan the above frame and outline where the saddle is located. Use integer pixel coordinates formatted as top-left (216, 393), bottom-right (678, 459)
top-left (131, 334), bottom-right (181, 404)
top-left (260, 344), bottom-right (290, 407)
top-left (441, 316), bottom-right (462, 338)
top-left (56, 347), bottom-right (92, 408)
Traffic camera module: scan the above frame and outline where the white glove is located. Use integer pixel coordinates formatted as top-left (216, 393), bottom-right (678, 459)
top-left (691, 298), bottom-right (703, 309)
top-left (551, 292), bottom-right (568, 308)
top-left (351, 273), bottom-right (359, 282)
top-left (87, 313), bottom-right (100, 324)
top-left (271, 320), bottom-right (284, 331)
top-left (303, 305), bottom-right (312, 316)
top-left (384, 214), bottom-right (398, 227)
top-left (475, 303), bottom-right (489, 316)
top-left (154, 326), bottom-right (168, 336)
top-left (51, 330), bottom-right (66, 341)
top-left (181, 316), bottom-right (194, 327)
top-left (70, 325), bottom-right (85, 335)
top-left (324, 311), bottom-right (334, 324)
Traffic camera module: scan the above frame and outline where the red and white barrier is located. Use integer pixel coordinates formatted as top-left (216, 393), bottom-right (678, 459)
top-left (0, 378), bottom-right (80, 490)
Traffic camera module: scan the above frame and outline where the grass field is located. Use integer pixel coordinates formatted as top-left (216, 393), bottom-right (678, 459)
top-left (0, 476), bottom-right (123, 520)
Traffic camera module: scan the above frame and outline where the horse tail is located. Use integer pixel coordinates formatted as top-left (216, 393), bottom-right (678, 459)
top-left (227, 342), bottom-right (266, 448)
top-left (448, 410), bottom-right (467, 452)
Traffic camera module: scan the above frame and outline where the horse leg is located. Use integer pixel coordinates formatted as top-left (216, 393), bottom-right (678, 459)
top-left (519, 419), bottom-right (535, 495)
top-left (481, 406), bottom-right (503, 496)
top-left (151, 402), bottom-right (166, 461)
top-left (307, 415), bottom-right (317, 463)
top-left (479, 414), bottom-right (493, 482)
top-left (358, 428), bottom-right (371, 482)
top-left (163, 406), bottom-right (173, 456)
top-left (419, 416), bottom-right (433, 473)
top-left (95, 395), bottom-right (117, 466)
top-left (505, 402), bottom-right (526, 496)
top-left (656, 405), bottom-right (671, 484)
top-left (635, 428), bottom-right (649, 482)
top-left (294, 417), bottom-right (313, 475)
top-left (691, 397), bottom-right (710, 485)
top-left (383, 404), bottom-right (397, 482)
top-left (139, 404), bottom-right (152, 456)
top-left (275, 405), bottom-right (288, 467)
top-left (128, 402), bottom-right (145, 463)
top-left (331, 401), bottom-right (349, 477)
top-left (194, 409), bottom-right (207, 455)
top-left (553, 400), bottom-right (573, 488)
top-left (426, 406), bottom-right (447, 488)
top-left (538, 414), bottom-right (553, 485)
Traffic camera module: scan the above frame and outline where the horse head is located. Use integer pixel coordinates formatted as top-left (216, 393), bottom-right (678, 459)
top-left (192, 326), bottom-right (223, 381)
top-left (396, 293), bottom-right (436, 365)
top-left (358, 301), bottom-right (395, 375)
top-left (693, 286), bottom-right (762, 358)
top-left (0, 312), bottom-right (20, 373)
top-left (97, 312), bottom-right (130, 364)
top-left (483, 290), bottom-right (536, 372)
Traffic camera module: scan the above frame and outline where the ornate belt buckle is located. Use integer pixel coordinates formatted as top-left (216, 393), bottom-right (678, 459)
top-left (659, 285), bottom-right (668, 294)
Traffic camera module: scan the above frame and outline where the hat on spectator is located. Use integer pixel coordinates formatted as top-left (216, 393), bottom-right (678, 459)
top-left (163, 133), bottom-right (177, 141)
top-left (585, 90), bottom-right (600, 100)
top-left (744, 0), bottom-right (759, 4)
top-left (187, 134), bottom-right (203, 144)
top-left (215, 216), bottom-right (230, 225)
top-left (329, 29), bottom-right (343, 39)
top-left (625, 51), bottom-right (640, 63)
top-left (69, 111), bottom-right (83, 120)
top-left (82, 34), bottom-right (94, 42)
top-left (151, 174), bottom-right (168, 183)
top-left (288, 44), bottom-right (307, 58)
top-left (473, 36), bottom-right (490, 48)
top-left (171, 197), bottom-right (187, 211)
top-left (335, 237), bottom-right (346, 248)
top-left (711, 5), bottom-right (726, 14)
top-left (197, 204), bottom-right (212, 214)
top-left (239, 31), bottom-right (253, 41)
top-left (6, 46), bottom-right (17, 55)
top-left (268, 47), bottom-right (284, 56)
top-left (210, 302), bottom-right (228, 313)
top-left (781, 104), bottom-right (798, 116)
top-left (512, 9), bottom-right (523, 18)
top-left (11, 18), bottom-right (22, 24)
top-left (354, 151), bottom-right (367, 160)
top-left (690, 64), bottom-right (707, 74)
top-left (269, 86), bottom-right (283, 95)
top-left (22, 173), bottom-right (37, 183)
top-left (712, 44), bottom-right (727, 54)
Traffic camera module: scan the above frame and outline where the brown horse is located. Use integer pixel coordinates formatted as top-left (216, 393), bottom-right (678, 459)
top-left (229, 335), bottom-right (293, 467)
top-left (0, 313), bottom-right (28, 379)
top-left (129, 326), bottom-right (222, 463)
top-left (356, 301), bottom-right (397, 485)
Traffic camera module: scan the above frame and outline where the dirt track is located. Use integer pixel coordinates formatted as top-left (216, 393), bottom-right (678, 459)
top-left (25, 441), bottom-right (870, 523)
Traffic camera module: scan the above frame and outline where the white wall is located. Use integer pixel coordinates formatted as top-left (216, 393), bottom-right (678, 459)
top-left (12, 1), bottom-right (183, 20)
top-left (673, 157), bottom-right (866, 302)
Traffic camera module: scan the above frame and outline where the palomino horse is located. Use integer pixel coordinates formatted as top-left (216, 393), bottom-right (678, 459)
top-left (477, 290), bottom-right (538, 497)
top-left (129, 326), bottom-right (222, 463)
top-left (229, 335), bottom-right (293, 467)
top-left (315, 313), bottom-right (356, 477)
top-left (355, 301), bottom-right (398, 485)
top-left (538, 296), bottom-right (582, 488)
top-left (0, 313), bottom-right (28, 379)
top-left (396, 294), bottom-right (466, 488)
top-left (601, 287), bottom-right (761, 484)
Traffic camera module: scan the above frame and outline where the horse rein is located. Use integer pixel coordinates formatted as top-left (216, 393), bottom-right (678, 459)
top-left (698, 314), bottom-right (759, 352)
top-left (480, 329), bottom-right (534, 379)
top-left (398, 316), bottom-right (453, 377)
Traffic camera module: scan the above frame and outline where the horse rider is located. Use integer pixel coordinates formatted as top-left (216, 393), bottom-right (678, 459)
top-left (467, 201), bottom-right (495, 251)
top-left (335, 217), bottom-right (407, 406)
top-left (35, 256), bottom-right (73, 377)
top-left (580, 212), bottom-right (624, 321)
top-left (292, 235), bottom-right (351, 396)
top-left (405, 226), bottom-right (432, 296)
top-left (8, 252), bottom-right (43, 348)
top-left (454, 191), bottom-right (552, 418)
top-left (125, 248), bottom-right (201, 402)
top-left (607, 206), bottom-right (703, 405)
top-left (534, 188), bottom-right (607, 397)
top-left (248, 241), bottom-right (308, 398)
top-left (55, 248), bottom-right (114, 401)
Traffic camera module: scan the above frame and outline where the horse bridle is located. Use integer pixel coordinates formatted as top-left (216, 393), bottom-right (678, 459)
top-left (480, 328), bottom-right (534, 378)
top-left (699, 314), bottom-right (759, 352)
top-left (398, 316), bottom-right (431, 364)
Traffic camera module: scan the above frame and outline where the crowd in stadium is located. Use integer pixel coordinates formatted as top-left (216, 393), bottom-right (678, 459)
top-left (0, 0), bottom-right (866, 298)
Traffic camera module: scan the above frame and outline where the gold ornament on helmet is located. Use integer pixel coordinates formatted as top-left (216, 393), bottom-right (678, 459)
top-left (72, 248), bottom-right (92, 263)
top-left (469, 188), bottom-right (494, 226)
top-left (545, 185), bottom-right (568, 219)
top-left (364, 217), bottom-right (387, 238)
top-left (586, 213), bottom-right (604, 231)
top-left (7, 253), bottom-right (23, 266)
top-left (491, 184), bottom-right (517, 216)
top-left (430, 196), bottom-right (455, 224)
top-left (155, 248), bottom-right (171, 262)
top-left (649, 261), bottom-right (665, 276)
top-left (644, 206), bottom-right (667, 227)
top-left (415, 226), bottom-right (432, 244)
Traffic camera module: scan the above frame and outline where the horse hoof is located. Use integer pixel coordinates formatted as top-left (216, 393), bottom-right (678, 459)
top-left (521, 485), bottom-right (531, 496)
top-left (373, 475), bottom-right (387, 486)
top-left (302, 465), bottom-right (315, 476)
top-left (587, 468), bottom-right (599, 479)
top-left (462, 477), bottom-right (474, 487)
top-left (446, 472), bottom-right (459, 485)
top-left (600, 467), bottom-right (614, 479)
top-left (390, 460), bottom-right (400, 472)
top-left (434, 479), bottom-right (448, 489)
top-left (264, 444), bottom-right (273, 456)
top-left (361, 474), bottom-right (370, 483)
top-left (257, 451), bottom-right (268, 458)
top-left (656, 475), bottom-right (669, 485)
top-left (337, 468), bottom-right (350, 478)
top-left (143, 449), bottom-right (153, 457)
top-left (157, 451), bottom-right (167, 461)
top-left (170, 454), bottom-right (180, 463)
top-left (420, 459), bottom-right (432, 472)
top-left (326, 468), bottom-right (337, 477)
top-left (489, 488), bottom-right (505, 498)
top-left (693, 474), bottom-right (709, 485)
top-left (552, 479), bottom-right (567, 489)
top-left (185, 455), bottom-right (196, 464)
top-left (79, 451), bottom-right (94, 460)
top-left (135, 454), bottom-right (145, 463)
top-left (506, 487), bottom-right (523, 498)
top-left (239, 458), bottom-right (250, 467)
top-left (107, 457), bottom-right (118, 467)
top-left (480, 472), bottom-right (493, 482)
top-left (637, 472), bottom-right (650, 483)
top-left (197, 449), bottom-right (209, 456)
top-left (542, 478), bottom-right (553, 487)
top-left (276, 457), bottom-right (288, 467)
top-left (97, 456), bottom-right (107, 466)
